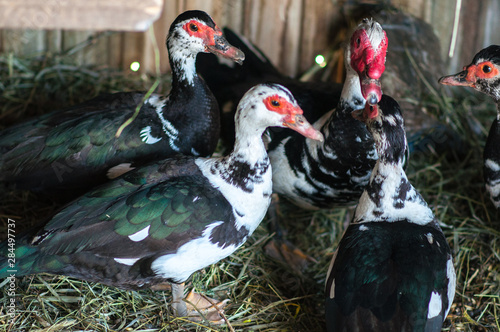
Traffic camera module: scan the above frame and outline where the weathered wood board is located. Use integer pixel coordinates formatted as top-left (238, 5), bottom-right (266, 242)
top-left (0, 0), bottom-right (499, 76)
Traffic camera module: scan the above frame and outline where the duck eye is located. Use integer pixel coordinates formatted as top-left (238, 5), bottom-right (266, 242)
top-left (356, 38), bottom-right (361, 47)
top-left (271, 100), bottom-right (280, 107)
top-left (189, 23), bottom-right (198, 32)
top-left (482, 65), bottom-right (492, 73)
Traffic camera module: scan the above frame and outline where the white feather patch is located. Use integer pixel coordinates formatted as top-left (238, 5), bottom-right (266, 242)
top-left (140, 126), bottom-right (162, 144)
top-left (191, 147), bottom-right (201, 156)
top-left (155, 108), bottom-right (180, 152)
top-left (427, 291), bottom-right (442, 319)
top-left (114, 257), bottom-right (140, 266)
top-left (326, 250), bottom-right (338, 299)
top-left (425, 233), bottom-right (434, 244)
top-left (151, 221), bottom-right (240, 282)
top-left (329, 278), bottom-right (336, 299)
top-left (445, 258), bottom-right (456, 319)
top-left (354, 163), bottom-right (434, 225)
top-left (485, 158), bottom-right (500, 172)
top-left (128, 225), bottom-right (151, 242)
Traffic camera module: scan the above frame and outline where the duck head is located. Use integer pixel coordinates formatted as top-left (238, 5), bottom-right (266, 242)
top-left (439, 45), bottom-right (500, 102)
top-left (235, 83), bottom-right (324, 142)
top-left (168, 10), bottom-right (245, 64)
top-left (349, 18), bottom-right (388, 106)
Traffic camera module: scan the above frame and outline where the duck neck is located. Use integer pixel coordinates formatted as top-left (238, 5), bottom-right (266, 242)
top-left (194, 120), bottom-right (271, 240)
top-left (201, 114), bottom-right (271, 194)
top-left (317, 66), bottom-right (372, 154)
top-left (167, 38), bottom-right (200, 89)
top-left (232, 99), bottom-right (274, 162)
top-left (354, 124), bottom-right (434, 225)
top-left (226, 122), bottom-right (270, 183)
top-left (319, 66), bottom-right (367, 142)
top-left (337, 65), bottom-right (365, 115)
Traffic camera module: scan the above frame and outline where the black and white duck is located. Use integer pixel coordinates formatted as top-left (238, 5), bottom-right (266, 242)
top-left (439, 45), bottom-right (500, 209)
top-left (267, 18), bottom-right (387, 210)
top-left (0, 83), bottom-right (323, 323)
top-left (325, 99), bottom-right (456, 331)
top-left (0, 10), bottom-right (244, 195)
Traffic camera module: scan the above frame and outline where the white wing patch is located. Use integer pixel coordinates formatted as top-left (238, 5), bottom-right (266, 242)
top-left (114, 257), bottom-right (140, 266)
top-left (445, 258), bottom-right (456, 319)
top-left (128, 225), bottom-right (151, 242)
top-left (140, 126), bottom-right (162, 144)
top-left (425, 233), bottom-right (434, 244)
top-left (151, 221), bottom-right (240, 282)
top-left (427, 291), bottom-right (442, 319)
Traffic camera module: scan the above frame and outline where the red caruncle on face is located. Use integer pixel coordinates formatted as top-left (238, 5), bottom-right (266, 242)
top-left (350, 29), bottom-right (387, 79)
top-left (182, 19), bottom-right (222, 46)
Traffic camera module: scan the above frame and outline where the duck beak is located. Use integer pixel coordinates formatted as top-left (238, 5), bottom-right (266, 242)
top-left (283, 114), bottom-right (324, 142)
top-left (438, 69), bottom-right (475, 88)
top-left (352, 103), bottom-right (379, 122)
top-left (360, 73), bottom-right (382, 106)
top-left (206, 33), bottom-right (245, 65)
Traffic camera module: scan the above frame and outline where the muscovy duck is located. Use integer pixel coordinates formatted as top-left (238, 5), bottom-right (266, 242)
top-left (267, 18), bottom-right (387, 210)
top-left (0, 10), bottom-right (244, 195)
top-left (0, 83), bottom-right (322, 323)
top-left (438, 45), bottom-right (500, 209)
top-left (325, 99), bottom-right (456, 332)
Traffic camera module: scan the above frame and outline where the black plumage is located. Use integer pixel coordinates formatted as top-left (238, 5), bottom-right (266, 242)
top-left (326, 222), bottom-right (452, 331)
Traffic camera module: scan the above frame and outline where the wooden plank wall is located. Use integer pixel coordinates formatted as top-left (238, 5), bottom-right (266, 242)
top-left (0, 0), bottom-right (499, 77)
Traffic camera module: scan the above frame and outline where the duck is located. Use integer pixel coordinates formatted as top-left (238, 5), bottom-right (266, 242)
top-left (325, 98), bottom-right (456, 332)
top-left (438, 45), bottom-right (500, 209)
top-left (267, 18), bottom-right (387, 211)
top-left (0, 83), bottom-right (323, 323)
top-left (0, 10), bottom-right (244, 196)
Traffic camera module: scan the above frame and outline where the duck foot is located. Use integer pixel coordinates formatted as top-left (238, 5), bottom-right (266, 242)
top-left (171, 283), bottom-right (229, 324)
top-left (264, 238), bottom-right (317, 274)
top-left (185, 291), bottom-right (230, 324)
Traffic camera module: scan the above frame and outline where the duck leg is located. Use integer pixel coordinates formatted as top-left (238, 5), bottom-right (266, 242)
top-left (264, 194), bottom-right (317, 274)
top-left (170, 282), bottom-right (229, 324)
top-left (171, 282), bottom-right (188, 317)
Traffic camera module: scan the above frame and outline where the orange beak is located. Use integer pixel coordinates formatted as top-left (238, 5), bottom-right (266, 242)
top-left (284, 114), bottom-right (324, 142)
